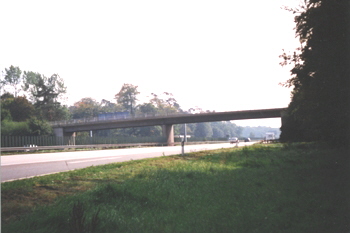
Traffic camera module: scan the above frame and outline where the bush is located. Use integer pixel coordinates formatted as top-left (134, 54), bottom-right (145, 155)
top-left (1, 118), bottom-right (53, 136)
top-left (1, 120), bottom-right (30, 136)
top-left (28, 117), bottom-right (53, 136)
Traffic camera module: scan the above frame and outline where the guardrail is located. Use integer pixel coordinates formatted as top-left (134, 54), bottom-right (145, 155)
top-left (0, 141), bottom-right (230, 153)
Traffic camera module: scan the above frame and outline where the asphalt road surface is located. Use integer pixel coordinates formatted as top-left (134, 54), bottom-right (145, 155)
top-left (1, 142), bottom-right (254, 182)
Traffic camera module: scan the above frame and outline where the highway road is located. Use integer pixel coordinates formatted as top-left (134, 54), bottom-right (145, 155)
top-left (1, 142), bottom-right (254, 182)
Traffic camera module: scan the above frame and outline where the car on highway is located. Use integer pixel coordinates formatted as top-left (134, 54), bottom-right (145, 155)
top-left (229, 137), bottom-right (239, 144)
top-left (244, 137), bottom-right (251, 142)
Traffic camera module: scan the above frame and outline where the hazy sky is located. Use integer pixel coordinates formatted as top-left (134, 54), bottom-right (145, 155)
top-left (1, 0), bottom-right (300, 127)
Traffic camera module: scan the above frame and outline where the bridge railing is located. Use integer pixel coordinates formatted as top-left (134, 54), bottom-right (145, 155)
top-left (49, 112), bottom-right (192, 127)
top-left (49, 108), bottom-right (286, 127)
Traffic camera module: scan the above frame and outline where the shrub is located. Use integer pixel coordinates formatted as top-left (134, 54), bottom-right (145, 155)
top-left (1, 120), bottom-right (30, 136)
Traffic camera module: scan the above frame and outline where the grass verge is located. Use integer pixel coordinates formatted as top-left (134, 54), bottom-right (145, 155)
top-left (2, 143), bottom-right (350, 232)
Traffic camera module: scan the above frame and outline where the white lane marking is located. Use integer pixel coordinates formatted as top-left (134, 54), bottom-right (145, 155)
top-left (68, 157), bottom-right (122, 164)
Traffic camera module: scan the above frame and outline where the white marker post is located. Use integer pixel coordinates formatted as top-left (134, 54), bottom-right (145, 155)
top-left (181, 138), bottom-right (185, 156)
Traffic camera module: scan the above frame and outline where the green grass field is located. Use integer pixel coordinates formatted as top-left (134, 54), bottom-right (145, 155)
top-left (2, 143), bottom-right (349, 233)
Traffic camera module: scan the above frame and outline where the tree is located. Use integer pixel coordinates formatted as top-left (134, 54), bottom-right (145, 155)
top-left (70, 97), bottom-right (101, 119)
top-left (100, 99), bottom-right (122, 113)
top-left (114, 84), bottom-right (140, 115)
top-left (137, 126), bottom-right (163, 137)
top-left (211, 121), bottom-right (242, 138)
top-left (1, 93), bottom-right (15, 121)
top-left (23, 72), bottom-right (66, 104)
top-left (138, 103), bottom-right (158, 115)
top-left (1, 95), bottom-right (34, 122)
top-left (212, 127), bottom-right (225, 138)
top-left (279, 0), bottom-right (350, 147)
top-left (194, 122), bottom-right (213, 138)
top-left (149, 92), bottom-right (182, 114)
top-left (133, 103), bottom-right (163, 137)
top-left (27, 117), bottom-right (53, 136)
top-left (1, 65), bottom-right (22, 97)
top-left (23, 71), bottom-right (68, 121)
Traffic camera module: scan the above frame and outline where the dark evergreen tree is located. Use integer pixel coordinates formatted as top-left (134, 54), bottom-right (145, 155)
top-left (280, 0), bottom-right (350, 147)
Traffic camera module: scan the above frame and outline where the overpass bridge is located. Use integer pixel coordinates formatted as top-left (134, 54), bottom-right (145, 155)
top-left (51, 108), bottom-right (287, 146)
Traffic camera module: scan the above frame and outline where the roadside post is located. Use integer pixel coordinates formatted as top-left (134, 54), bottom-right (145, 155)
top-left (181, 138), bottom-right (185, 156)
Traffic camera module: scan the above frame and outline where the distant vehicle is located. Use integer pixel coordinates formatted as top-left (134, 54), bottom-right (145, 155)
top-left (244, 137), bottom-right (251, 142)
top-left (265, 132), bottom-right (275, 142)
top-left (229, 137), bottom-right (239, 144)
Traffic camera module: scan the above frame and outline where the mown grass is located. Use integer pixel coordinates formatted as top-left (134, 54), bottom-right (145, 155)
top-left (2, 143), bottom-right (350, 233)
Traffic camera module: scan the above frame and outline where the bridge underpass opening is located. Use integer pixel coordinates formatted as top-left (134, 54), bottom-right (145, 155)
top-left (53, 128), bottom-right (76, 145)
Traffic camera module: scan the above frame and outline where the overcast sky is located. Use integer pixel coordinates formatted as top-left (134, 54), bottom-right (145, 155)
top-left (1, 0), bottom-right (300, 127)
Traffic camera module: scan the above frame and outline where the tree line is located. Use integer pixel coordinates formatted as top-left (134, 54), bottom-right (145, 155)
top-left (1, 71), bottom-right (244, 139)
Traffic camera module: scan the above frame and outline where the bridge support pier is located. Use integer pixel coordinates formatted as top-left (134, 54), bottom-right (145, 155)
top-left (162, 124), bottom-right (174, 146)
top-left (53, 128), bottom-right (76, 145)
